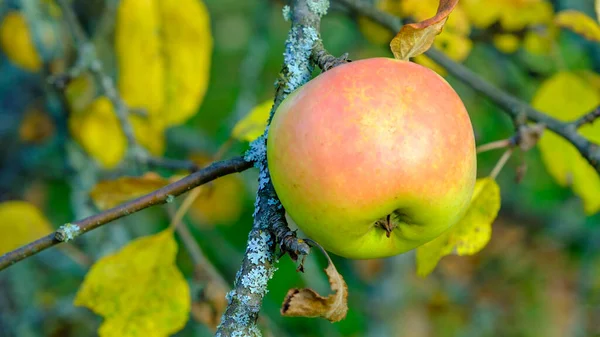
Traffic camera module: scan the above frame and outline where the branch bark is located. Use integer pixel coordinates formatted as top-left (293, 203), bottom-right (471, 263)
top-left (215, 1), bottom-right (329, 336)
top-left (336, 0), bottom-right (600, 173)
top-left (0, 156), bottom-right (252, 272)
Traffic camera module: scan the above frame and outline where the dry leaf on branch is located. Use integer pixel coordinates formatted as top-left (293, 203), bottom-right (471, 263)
top-left (280, 240), bottom-right (348, 322)
top-left (390, 0), bottom-right (459, 61)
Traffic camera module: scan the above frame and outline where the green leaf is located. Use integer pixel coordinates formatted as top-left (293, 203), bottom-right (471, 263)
top-left (416, 177), bottom-right (501, 276)
top-left (533, 71), bottom-right (600, 215)
top-left (74, 229), bottom-right (190, 337)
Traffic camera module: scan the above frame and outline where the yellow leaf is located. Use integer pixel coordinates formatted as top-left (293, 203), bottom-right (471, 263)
top-left (189, 173), bottom-right (245, 226)
top-left (90, 173), bottom-right (170, 210)
top-left (555, 10), bottom-right (600, 42)
top-left (281, 254), bottom-right (348, 322)
top-left (0, 11), bottom-right (42, 71)
top-left (130, 115), bottom-right (166, 156)
top-left (462, 0), bottom-right (553, 31)
top-left (65, 74), bottom-right (97, 113)
top-left (68, 97), bottom-right (127, 169)
top-left (116, 0), bottom-right (213, 128)
top-left (493, 33), bottom-right (520, 54)
top-left (533, 72), bottom-right (600, 215)
top-left (231, 100), bottom-right (272, 142)
top-left (390, 0), bottom-right (459, 61)
top-left (523, 26), bottom-right (557, 55)
top-left (74, 229), bottom-right (190, 337)
top-left (416, 178), bottom-right (501, 277)
top-left (0, 201), bottom-right (53, 255)
top-left (596, 0), bottom-right (600, 22)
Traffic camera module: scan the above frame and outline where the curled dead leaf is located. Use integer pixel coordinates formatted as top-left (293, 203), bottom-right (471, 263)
top-left (390, 0), bottom-right (459, 61)
top-left (281, 240), bottom-right (348, 322)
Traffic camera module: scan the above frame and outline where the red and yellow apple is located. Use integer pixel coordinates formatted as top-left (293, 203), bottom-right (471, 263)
top-left (267, 58), bottom-right (476, 259)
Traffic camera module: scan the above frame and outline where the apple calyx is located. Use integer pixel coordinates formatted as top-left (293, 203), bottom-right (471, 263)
top-left (374, 210), bottom-right (408, 238)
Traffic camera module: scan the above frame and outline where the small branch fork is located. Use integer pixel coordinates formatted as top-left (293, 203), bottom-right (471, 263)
top-left (0, 157), bottom-right (252, 272)
top-left (311, 40), bottom-right (350, 71)
top-left (52, 0), bottom-right (138, 153)
top-left (51, 1), bottom-right (199, 172)
top-left (335, 0), bottom-right (600, 174)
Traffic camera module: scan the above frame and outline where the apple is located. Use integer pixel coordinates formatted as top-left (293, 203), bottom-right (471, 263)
top-left (267, 58), bottom-right (476, 259)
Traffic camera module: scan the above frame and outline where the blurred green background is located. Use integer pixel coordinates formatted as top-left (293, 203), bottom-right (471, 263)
top-left (0, 0), bottom-right (599, 336)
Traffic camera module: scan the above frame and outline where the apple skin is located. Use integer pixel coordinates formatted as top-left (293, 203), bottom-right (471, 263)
top-left (267, 58), bottom-right (476, 259)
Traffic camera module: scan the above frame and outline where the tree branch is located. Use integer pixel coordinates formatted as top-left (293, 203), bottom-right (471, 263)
top-left (0, 156), bottom-right (252, 272)
top-left (311, 40), bottom-right (350, 71)
top-left (573, 106), bottom-right (600, 129)
top-left (336, 0), bottom-right (600, 173)
top-left (215, 1), bottom-right (328, 336)
top-left (54, 0), bottom-right (139, 156)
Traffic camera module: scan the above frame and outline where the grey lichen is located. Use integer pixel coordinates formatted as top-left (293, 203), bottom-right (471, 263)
top-left (282, 5), bottom-right (291, 21)
top-left (307, 0), bottom-right (329, 17)
top-left (282, 26), bottom-right (319, 94)
top-left (55, 223), bottom-right (81, 242)
top-left (165, 194), bottom-right (175, 203)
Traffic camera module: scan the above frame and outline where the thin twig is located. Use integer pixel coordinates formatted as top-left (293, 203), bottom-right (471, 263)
top-left (0, 156), bottom-right (253, 272)
top-left (572, 106), bottom-right (600, 129)
top-left (55, 0), bottom-right (140, 155)
top-left (490, 148), bottom-right (514, 180)
top-left (477, 139), bottom-right (512, 153)
top-left (337, 0), bottom-right (600, 174)
top-left (311, 40), bottom-right (350, 71)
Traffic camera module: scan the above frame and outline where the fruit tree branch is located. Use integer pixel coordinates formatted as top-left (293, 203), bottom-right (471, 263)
top-left (54, 0), bottom-right (139, 156)
top-left (311, 40), bottom-right (350, 71)
top-left (573, 106), bottom-right (600, 129)
top-left (215, 1), bottom-right (328, 336)
top-left (336, 0), bottom-right (600, 174)
top-left (0, 156), bottom-right (252, 272)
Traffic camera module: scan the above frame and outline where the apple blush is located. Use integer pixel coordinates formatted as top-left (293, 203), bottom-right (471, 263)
top-left (267, 58), bottom-right (476, 259)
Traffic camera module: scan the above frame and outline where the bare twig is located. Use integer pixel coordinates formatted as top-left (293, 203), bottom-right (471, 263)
top-left (477, 139), bottom-right (512, 153)
top-left (336, 0), bottom-right (600, 174)
top-left (311, 40), bottom-right (350, 71)
top-left (490, 148), bottom-right (514, 180)
top-left (55, 0), bottom-right (140, 156)
top-left (0, 157), bottom-right (252, 272)
top-left (572, 106), bottom-right (600, 129)
top-left (215, 1), bottom-right (327, 335)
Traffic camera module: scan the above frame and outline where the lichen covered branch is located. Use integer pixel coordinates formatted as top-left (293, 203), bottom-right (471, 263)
top-left (336, 0), bottom-right (600, 173)
top-left (0, 156), bottom-right (252, 272)
top-left (215, 1), bottom-right (329, 336)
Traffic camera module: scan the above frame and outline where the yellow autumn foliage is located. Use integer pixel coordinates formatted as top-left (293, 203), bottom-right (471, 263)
top-left (69, 97), bottom-right (127, 169)
top-left (0, 201), bottom-right (53, 255)
top-left (116, 0), bottom-right (213, 128)
top-left (533, 72), bottom-right (600, 215)
top-left (555, 10), bottom-right (600, 42)
top-left (462, 0), bottom-right (553, 31)
top-left (416, 178), bottom-right (501, 276)
top-left (231, 100), bottom-right (273, 142)
top-left (75, 229), bottom-right (190, 337)
top-left (0, 11), bottom-right (42, 72)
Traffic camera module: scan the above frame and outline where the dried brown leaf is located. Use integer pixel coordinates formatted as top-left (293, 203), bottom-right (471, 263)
top-left (191, 281), bottom-right (228, 331)
top-left (390, 0), bottom-right (459, 61)
top-left (281, 247), bottom-right (348, 322)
